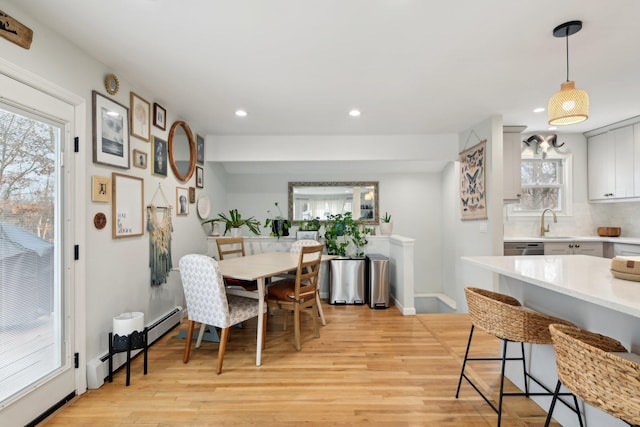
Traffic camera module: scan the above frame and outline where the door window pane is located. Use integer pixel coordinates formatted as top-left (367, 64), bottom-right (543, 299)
top-left (0, 106), bottom-right (61, 404)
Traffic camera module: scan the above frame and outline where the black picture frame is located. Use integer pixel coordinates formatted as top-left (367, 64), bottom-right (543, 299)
top-left (152, 135), bottom-right (168, 177)
top-left (196, 165), bottom-right (204, 188)
top-left (92, 91), bottom-right (130, 169)
top-left (153, 102), bottom-right (166, 131)
top-left (196, 133), bottom-right (204, 165)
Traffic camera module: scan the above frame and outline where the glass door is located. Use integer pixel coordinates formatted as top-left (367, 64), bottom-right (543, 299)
top-left (0, 73), bottom-right (76, 425)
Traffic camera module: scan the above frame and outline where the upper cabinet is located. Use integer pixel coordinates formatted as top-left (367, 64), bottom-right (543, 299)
top-left (587, 118), bottom-right (639, 201)
top-left (503, 126), bottom-right (526, 203)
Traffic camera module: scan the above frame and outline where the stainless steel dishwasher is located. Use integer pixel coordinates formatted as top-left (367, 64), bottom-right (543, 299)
top-left (503, 242), bottom-right (544, 256)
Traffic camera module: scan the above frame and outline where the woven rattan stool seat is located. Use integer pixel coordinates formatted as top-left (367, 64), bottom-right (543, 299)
top-left (456, 287), bottom-right (579, 427)
top-left (545, 323), bottom-right (640, 426)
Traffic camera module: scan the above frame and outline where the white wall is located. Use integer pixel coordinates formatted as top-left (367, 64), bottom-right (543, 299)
top-left (3, 3), bottom-right (208, 377)
top-left (213, 170), bottom-right (445, 294)
top-left (443, 116), bottom-right (504, 312)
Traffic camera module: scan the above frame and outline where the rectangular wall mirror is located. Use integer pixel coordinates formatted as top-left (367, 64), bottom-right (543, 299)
top-left (288, 181), bottom-right (379, 224)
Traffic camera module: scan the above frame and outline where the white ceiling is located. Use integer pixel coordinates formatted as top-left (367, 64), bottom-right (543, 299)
top-left (9, 0), bottom-right (640, 138)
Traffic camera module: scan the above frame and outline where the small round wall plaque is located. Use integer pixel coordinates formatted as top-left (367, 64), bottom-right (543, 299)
top-left (104, 73), bottom-right (120, 95)
top-left (93, 212), bottom-right (107, 229)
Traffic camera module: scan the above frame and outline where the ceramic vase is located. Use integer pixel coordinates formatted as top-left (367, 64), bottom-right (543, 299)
top-left (379, 222), bottom-right (393, 236)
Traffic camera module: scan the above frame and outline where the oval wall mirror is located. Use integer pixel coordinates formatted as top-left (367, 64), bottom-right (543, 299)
top-left (168, 120), bottom-right (196, 182)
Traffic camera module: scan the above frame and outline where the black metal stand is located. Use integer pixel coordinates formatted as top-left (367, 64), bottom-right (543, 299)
top-left (108, 327), bottom-right (148, 386)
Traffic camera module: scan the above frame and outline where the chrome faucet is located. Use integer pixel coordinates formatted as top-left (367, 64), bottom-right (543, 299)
top-left (540, 208), bottom-right (557, 237)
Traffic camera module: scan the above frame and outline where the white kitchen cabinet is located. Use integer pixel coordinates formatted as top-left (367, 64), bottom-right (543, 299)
top-left (544, 241), bottom-right (603, 256)
top-left (587, 124), bottom-right (635, 201)
top-left (503, 126), bottom-right (526, 203)
top-left (614, 243), bottom-right (640, 257)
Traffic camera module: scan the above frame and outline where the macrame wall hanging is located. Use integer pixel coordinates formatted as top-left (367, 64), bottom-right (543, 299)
top-left (147, 184), bottom-right (173, 286)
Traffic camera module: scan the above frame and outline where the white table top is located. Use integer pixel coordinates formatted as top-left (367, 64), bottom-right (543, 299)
top-left (462, 255), bottom-right (640, 318)
top-left (217, 252), bottom-right (335, 281)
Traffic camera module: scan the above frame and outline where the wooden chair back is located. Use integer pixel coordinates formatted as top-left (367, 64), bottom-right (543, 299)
top-left (216, 237), bottom-right (246, 260)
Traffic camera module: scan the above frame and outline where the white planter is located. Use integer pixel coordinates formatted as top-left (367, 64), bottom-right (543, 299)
top-left (230, 227), bottom-right (241, 237)
top-left (379, 222), bottom-right (393, 236)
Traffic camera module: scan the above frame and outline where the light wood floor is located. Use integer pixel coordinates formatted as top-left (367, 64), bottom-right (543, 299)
top-left (41, 305), bottom-right (561, 426)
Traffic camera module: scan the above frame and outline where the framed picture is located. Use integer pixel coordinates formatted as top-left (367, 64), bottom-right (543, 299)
top-left (91, 175), bottom-right (111, 202)
top-left (130, 92), bottom-right (150, 142)
top-left (92, 91), bottom-right (129, 169)
top-left (176, 187), bottom-right (189, 215)
top-left (153, 102), bottom-right (166, 131)
top-left (196, 165), bottom-right (204, 188)
top-left (152, 135), bottom-right (168, 177)
top-left (133, 149), bottom-right (147, 169)
top-left (188, 187), bottom-right (196, 203)
top-left (196, 133), bottom-right (204, 165)
top-left (112, 173), bottom-right (144, 238)
top-left (460, 140), bottom-right (487, 221)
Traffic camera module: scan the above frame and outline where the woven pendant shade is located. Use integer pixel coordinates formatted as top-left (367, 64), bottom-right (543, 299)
top-left (548, 80), bottom-right (589, 125)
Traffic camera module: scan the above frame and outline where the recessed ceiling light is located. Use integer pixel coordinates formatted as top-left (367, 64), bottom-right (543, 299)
top-left (548, 126), bottom-right (558, 131)
top-left (533, 107), bottom-right (545, 113)
top-left (349, 109), bottom-right (361, 117)
top-left (235, 110), bottom-right (247, 117)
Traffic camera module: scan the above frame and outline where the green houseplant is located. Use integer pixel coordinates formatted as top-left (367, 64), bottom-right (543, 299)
top-left (298, 217), bottom-right (321, 232)
top-left (202, 209), bottom-right (261, 236)
top-left (263, 202), bottom-right (290, 238)
top-left (323, 212), bottom-right (371, 257)
top-left (379, 211), bottom-right (393, 236)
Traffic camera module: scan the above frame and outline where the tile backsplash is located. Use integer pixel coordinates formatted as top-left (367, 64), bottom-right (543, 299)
top-left (504, 201), bottom-right (640, 238)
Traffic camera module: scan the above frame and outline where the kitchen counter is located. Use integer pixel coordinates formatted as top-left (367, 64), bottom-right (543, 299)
top-left (462, 254), bottom-right (640, 427)
top-left (462, 255), bottom-right (640, 317)
top-left (504, 235), bottom-right (640, 244)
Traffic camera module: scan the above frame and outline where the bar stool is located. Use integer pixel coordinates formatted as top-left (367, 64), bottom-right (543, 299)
top-left (546, 323), bottom-right (640, 427)
top-left (455, 287), bottom-right (581, 427)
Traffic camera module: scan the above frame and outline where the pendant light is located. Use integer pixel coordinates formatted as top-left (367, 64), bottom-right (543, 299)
top-left (548, 20), bottom-right (589, 125)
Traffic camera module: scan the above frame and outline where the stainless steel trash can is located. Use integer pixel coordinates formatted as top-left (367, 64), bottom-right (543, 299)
top-left (366, 254), bottom-right (389, 309)
top-left (329, 257), bottom-right (366, 305)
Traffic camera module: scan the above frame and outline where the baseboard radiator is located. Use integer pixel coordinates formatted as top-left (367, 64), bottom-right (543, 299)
top-left (86, 306), bottom-right (183, 389)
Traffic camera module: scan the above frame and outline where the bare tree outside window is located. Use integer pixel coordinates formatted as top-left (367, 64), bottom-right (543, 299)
top-left (0, 109), bottom-right (56, 241)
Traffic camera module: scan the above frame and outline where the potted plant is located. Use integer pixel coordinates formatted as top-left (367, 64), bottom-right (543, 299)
top-left (323, 212), bottom-right (371, 257)
top-left (379, 212), bottom-right (393, 236)
top-left (263, 202), bottom-right (290, 238)
top-left (297, 217), bottom-right (321, 240)
top-left (202, 209), bottom-right (261, 237)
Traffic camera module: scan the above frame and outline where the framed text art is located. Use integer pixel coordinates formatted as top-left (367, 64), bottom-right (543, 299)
top-left (195, 165), bottom-right (204, 188)
top-left (176, 187), bottom-right (189, 216)
top-left (91, 175), bottom-right (111, 202)
top-left (152, 135), bottom-right (168, 177)
top-left (130, 92), bottom-right (150, 142)
top-left (153, 102), bottom-right (166, 131)
top-left (459, 140), bottom-right (487, 220)
top-left (112, 173), bottom-right (144, 238)
top-left (92, 91), bottom-right (129, 169)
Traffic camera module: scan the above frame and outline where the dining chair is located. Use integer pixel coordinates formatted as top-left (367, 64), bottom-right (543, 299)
top-left (545, 323), bottom-right (639, 427)
top-left (266, 243), bottom-right (324, 351)
top-left (215, 237), bottom-right (258, 291)
top-left (456, 287), bottom-right (580, 427)
top-left (290, 239), bottom-right (326, 325)
top-left (179, 254), bottom-right (265, 374)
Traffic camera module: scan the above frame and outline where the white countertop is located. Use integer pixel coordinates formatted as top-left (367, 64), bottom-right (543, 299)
top-left (462, 255), bottom-right (640, 318)
top-left (504, 236), bottom-right (640, 244)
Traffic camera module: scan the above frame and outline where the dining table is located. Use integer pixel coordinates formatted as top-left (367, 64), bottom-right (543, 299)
top-left (217, 251), bottom-right (334, 366)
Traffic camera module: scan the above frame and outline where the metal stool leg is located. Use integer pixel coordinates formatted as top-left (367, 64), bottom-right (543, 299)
top-left (455, 325), bottom-right (475, 398)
